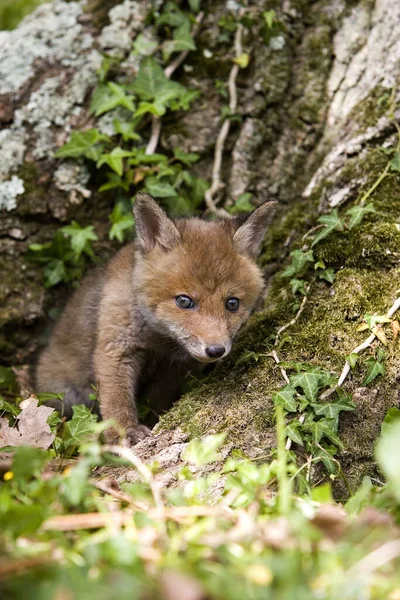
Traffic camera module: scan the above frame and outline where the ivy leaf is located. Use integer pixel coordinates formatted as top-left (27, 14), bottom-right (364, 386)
top-left (312, 444), bottom-right (337, 474)
top-left (162, 21), bottom-right (196, 61)
top-left (285, 421), bottom-right (303, 445)
top-left (55, 129), bottom-right (110, 161)
top-left (317, 268), bottom-right (335, 284)
top-left (363, 314), bottom-right (391, 329)
top-left (113, 119), bottom-right (141, 142)
top-left (345, 203), bottom-right (376, 230)
top-left (363, 358), bottom-right (385, 386)
top-left (97, 147), bottom-right (134, 176)
top-left (130, 57), bottom-right (185, 103)
top-left (282, 250), bottom-right (314, 278)
top-left (91, 82), bottom-right (135, 116)
top-left (310, 397), bottom-right (355, 419)
top-left (173, 148), bottom-right (200, 166)
top-left (62, 405), bottom-right (98, 455)
top-left (389, 152), bottom-right (400, 172)
top-left (233, 53), bottom-right (250, 68)
top-left (145, 177), bottom-right (178, 198)
top-left (44, 259), bottom-right (67, 288)
top-left (272, 386), bottom-right (298, 412)
top-left (109, 203), bottom-right (135, 243)
top-left (303, 419), bottom-right (344, 450)
top-left (290, 371), bottom-right (321, 401)
top-left (132, 33), bottom-right (158, 57)
top-left (290, 279), bottom-right (307, 295)
top-left (61, 221), bottom-right (98, 259)
top-left (135, 100), bottom-right (167, 117)
top-left (346, 353), bottom-right (359, 369)
top-left (311, 209), bottom-right (344, 247)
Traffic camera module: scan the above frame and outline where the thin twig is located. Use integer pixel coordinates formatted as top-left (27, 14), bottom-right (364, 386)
top-left (204, 24), bottom-right (244, 217)
top-left (271, 350), bottom-right (290, 385)
top-left (331, 294), bottom-right (400, 391)
top-left (274, 288), bottom-right (310, 342)
top-left (145, 12), bottom-right (204, 155)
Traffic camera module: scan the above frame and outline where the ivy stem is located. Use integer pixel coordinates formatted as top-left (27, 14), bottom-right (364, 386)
top-left (204, 23), bottom-right (244, 217)
top-left (145, 12), bottom-right (204, 156)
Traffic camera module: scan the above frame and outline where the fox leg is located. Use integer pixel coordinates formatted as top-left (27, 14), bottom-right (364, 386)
top-left (94, 346), bottom-right (149, 446)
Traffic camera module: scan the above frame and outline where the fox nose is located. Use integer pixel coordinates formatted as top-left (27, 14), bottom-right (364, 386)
top-left (205, 345), bottom-right (226, 359)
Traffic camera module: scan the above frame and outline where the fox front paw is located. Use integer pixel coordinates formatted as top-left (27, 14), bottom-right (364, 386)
top-left (123, 424), bottom-right (151, 447)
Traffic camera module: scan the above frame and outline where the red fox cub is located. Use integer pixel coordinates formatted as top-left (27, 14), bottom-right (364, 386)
top-left (35, 193), bottom-right (276, 445)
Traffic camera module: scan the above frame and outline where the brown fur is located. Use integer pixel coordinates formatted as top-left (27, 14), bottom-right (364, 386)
top-left (35, 194), bottom-right (276, 445)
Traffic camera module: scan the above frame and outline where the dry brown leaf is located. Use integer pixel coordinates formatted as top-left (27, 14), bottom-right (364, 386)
top-left (372, 326), bottom-right (388, 346)
top-left (0, 397), bottom-right (54, 450)
top-left (392, 320), bottom-right (400, 342)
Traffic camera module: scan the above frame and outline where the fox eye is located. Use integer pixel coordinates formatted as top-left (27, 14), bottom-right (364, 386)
top-left (226, 297), bottom-right (240, 312)
top-left (176, 295), bottom-right (195, 309)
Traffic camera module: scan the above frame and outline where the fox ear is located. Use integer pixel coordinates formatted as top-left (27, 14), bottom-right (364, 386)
top-left (134, 192), bottom-right (180, 252)
top-left (232, 201), bottom-right (278, 258)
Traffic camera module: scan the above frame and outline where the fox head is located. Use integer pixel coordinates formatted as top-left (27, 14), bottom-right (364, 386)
top-left (133, 193), bottom-right (277, 363)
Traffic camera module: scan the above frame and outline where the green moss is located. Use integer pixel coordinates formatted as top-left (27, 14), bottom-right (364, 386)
top-left (347, 85), bottom-right (392, 132)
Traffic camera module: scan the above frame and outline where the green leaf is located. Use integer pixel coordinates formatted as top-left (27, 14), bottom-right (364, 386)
top-left (182, 433), bottom-right (226, 466)
top-left (346, 353), bottom-right (358, 369)
top-left (317, 268), bottom-right (335, 284)
top-left (135, 100), bottom-right (166, 117)
top-left (363, 314), bottom-right (391, 329)
top-left (130, 57), bottom-right (184, 103)
top-left (311, 209), bottom-right (344, 247)
top-left (282, 250), bottom-right (314, 278)
top-left (227, 193), bottom-right (254, 215)
top-left (61, 221), bottom-right (98, 259)
top-left (345, 203), bottom-right (376, 229)
top-left (285, 421), bottom-right (303, 445)
top-left (233, 53), bottom-right (250, 68)
top-left (263, 9), bottom-right (276, 29)
top-left (55, 129), bottom-right (110, 161)
top-left (113, 119), bottom-right (141, 142)
top-left (132, 33), bottom-right (158, 57)
top-left (311, 482), bottom-right (333, 504)
top-left (272, 386), bottom-right (298, 412)
top-left (303, 419), bottom-right (344, 450)
top-left (61, 460), bottom-right (90, 506)
top-left (381, 407), bottom-right (400, 434)
top-left (62, 405), bottom-right (98, 455)
top-left (97, 147), bottom-right (135, 176)
top-left (145, 177), bottom-right (178, 198)
top-left (345, 476), bottom-right (373, 515)
top-left (376, 420), bottom-right (400, 499)
top-left (173, 148), bottom-right (200, 166)
top-left (312, 444), bottom-right (338, 474)
top-left (390, 152), bottom-right (400, 172)
top-left (310, 397), bottom-right (355, 419)
top-left (363, 357), bottom-right (385, 385)
top-left (91, 82), bottom-right (135, 117)
top-left (162, 21), bottom-right (196, 61)
top-left (44, 259), bottom-right (67, 288)
top-left (290, 279), bottom-right (307, 295)
top-left (290, 371), bottom-right (321, 401)
top-left (109, 203), bottom-right (135, 243)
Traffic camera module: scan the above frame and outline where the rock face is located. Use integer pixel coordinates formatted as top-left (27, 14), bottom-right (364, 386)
top-left (1, 0), bottom-right (400, 491)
